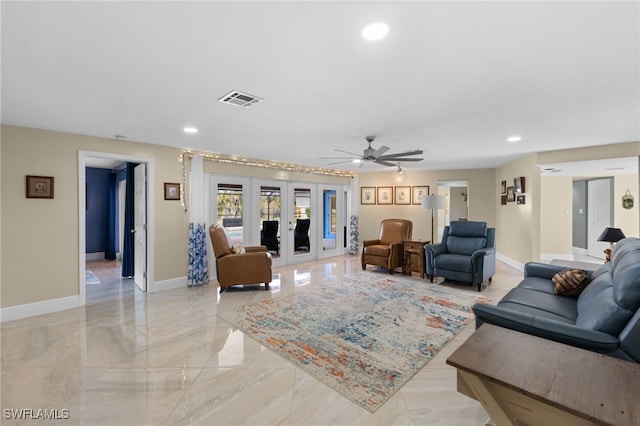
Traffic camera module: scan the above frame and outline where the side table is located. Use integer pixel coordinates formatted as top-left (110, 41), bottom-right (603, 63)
top-left (402, 240), bottom-right (429, 278)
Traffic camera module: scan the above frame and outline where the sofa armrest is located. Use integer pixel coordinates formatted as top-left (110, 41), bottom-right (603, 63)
top-left (472, 303), bottom-right (620, 353)
top-left (424, 242), bottom-right (447, 258)
top-left (245, 246), bottom-right (267, 253)
top-left (524, 262), bottom-right (568, 280)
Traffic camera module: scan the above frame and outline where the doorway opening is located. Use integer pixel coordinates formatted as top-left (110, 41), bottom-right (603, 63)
top-left (436, 180), bottom-right (469, 242)
top-left (78, 151), bottom-right (154, 306)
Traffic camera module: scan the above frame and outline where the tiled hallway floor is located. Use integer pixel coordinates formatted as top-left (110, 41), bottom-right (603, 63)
top-left (2, 255), bottom-right (521, 425)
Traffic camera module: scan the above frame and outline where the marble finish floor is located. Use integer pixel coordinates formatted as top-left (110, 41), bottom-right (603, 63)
top-left (1, 255), bottom-right (521, 425)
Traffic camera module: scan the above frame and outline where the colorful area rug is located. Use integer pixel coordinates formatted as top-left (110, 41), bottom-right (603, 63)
top-left (218, 273), bottom-right (490, 412)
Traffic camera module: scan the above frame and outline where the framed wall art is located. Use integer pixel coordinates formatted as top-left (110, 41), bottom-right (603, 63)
top-left (412, 186), bottom-right (429, 205)
top-left (501, 180), bottom-right (507, 195)
top-left (360, 186), bottom-right (376, 205)
top-left (377, 186), bottom-right (393, 205)
top-left (517, 195), bottom-right (526, 205)
top-left (394, 186), bottom-right (411, 205)
top-left (26, 175), bottom-right (54, 199)
top-left (164, 182), bottom-right (181, 200)
top-left (507, 186), bottom-right (515, 202)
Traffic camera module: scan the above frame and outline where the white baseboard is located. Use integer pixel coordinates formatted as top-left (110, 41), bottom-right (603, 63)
top-left (86, 252), bottom-right (105, 261)
top-left (572, 247), bottom-right (588, 256)
top-left (0, 295), bottom-right (81, 323)
top-left (496, 253), bottom-right (525, 272)
top-left (540, 253), bottom-right (574, 262)
top-left (149, 276), bottom-right (188, 293)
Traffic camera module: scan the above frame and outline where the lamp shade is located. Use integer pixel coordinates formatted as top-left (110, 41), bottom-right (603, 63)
top-left (597, 227), bottom-right (625, 243)
top-left (421, 194), bottom-right (445, 210)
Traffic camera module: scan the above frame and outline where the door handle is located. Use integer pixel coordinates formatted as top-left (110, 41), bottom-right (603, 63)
top-left (130, 229), bottom-right (136, 234)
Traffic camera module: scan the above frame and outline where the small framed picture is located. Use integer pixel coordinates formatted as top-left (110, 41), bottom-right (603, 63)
top-left (412, 186), bottom-right (429, 205)
top-left (26, 175), bottom-right (54, 199)
top-left (377, 186), bottom-right (393, 205)
top-left (164, 182), bottom-right (181, 200)
top-left (394, 186), bottom-right (411, 205)
top-left (507, 186), bottom-right (515, 202)
top-left (501, 195), bottom-right (508, 205)
top-left (360, 186), bottom-right (376, 205)
top-left (501, 180), bottom-right (507, 195)
top-left (517, 195), bottom-right (526, 205)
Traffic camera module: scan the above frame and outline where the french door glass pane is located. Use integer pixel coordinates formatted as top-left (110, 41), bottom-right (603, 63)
top-left (323, 189), bottom-right (337, 251)
top-left (294, 188), bottom-right (311, 254)
top-left (260, 186), bottom-right (281, 258)
top-left (217, 183), bottom-right (243, 247)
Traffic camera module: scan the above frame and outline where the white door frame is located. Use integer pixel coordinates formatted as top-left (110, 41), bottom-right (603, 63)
top-left (78, 151), bottom-right (154, 306)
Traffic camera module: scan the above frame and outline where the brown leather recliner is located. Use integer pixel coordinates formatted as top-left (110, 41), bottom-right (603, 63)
top-left (361, 219), bottom-right (413, 274)
top-left (209, 224), bottom-right (272, 292)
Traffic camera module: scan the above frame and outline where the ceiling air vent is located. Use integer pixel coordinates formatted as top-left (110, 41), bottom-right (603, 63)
top-left (218, 90), bottom-right (263, 108)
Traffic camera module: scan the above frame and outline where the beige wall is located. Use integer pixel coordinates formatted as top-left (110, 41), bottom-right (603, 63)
top-left (615, 174), bottom-right (639, 237)
top-left (0, 125), bottom-right (351, 309)
top-left (356, 168), bottom-right (495, 244)
top-left (1, 125), bottom-right (189, 308)
top-left (496, 154), bottom-right (540, 264)
top-left (2, 123), bottom-right (637, 311)
top-left (540, 175), bottom-right (573, 257)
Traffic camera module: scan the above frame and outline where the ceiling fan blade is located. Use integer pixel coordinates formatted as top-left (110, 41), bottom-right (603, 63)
top-left (374, 159), bottom-right (396, 167)
top-left (379, 157), bottom-right (424, 162)
top-left (377, 149), bottom-right (423, 159)
top-left (319, 156), bottom-right (358, 160)
top-left (372, 145), bottom-right (390, 157)
top-left (327, 159), bottom-right (358, 165)
top-left (333, 149), bottom-right (362, 157)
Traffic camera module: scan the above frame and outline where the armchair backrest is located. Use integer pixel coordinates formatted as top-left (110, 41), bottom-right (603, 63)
top-left (379, 219), bottom-right (413, 245)
top-left (443, 221), bottom-right (494, 255)
top-left (209, 224), bottom-right (233, 259)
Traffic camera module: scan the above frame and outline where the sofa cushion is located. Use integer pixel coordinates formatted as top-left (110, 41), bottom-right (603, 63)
top-left (518, 276), bottom-right (555, 294)
top-left (552, 269), bottom-right (591, 296)
top-left (446, 236), bottom-right (487, 256)
top-left (492, 301), bottom-right (578, 324)
top-left (433, 253), bottom-right (474, 273)
top-left (364, 244), bottom-right (390, 257)
top-left (499, 287), bottom-right (578, 321)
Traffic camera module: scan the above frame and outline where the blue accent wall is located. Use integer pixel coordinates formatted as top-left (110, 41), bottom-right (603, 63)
top-left (85, 168), bottom-right (112, 254)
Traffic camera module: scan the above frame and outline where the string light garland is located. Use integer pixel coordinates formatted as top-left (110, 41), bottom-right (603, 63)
top-left (179, 150), bottom-right (355, 212)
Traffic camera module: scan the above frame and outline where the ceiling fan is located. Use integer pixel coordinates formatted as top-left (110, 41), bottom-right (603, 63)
top-left (320, 136), bottom-right (424, 167)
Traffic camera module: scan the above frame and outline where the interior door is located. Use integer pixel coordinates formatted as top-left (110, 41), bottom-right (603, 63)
top-left (134, 163), bottom-right (147, 291)
top-left (587, 178), bottom-right (612, 259)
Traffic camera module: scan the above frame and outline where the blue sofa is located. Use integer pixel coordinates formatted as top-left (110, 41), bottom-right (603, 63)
top-left (424, 221), bottom-right (496, 292)
top-left (473, 237), bottom-right (640, 363)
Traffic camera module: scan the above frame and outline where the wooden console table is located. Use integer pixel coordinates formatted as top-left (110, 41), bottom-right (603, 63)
top-left (447, 324), bottom-right (640, 426)
top-left (402, 240), bottom-right (429, 278)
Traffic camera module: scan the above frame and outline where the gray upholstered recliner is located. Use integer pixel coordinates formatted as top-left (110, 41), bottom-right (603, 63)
top-left (424, 221), bottom-right (495, 291)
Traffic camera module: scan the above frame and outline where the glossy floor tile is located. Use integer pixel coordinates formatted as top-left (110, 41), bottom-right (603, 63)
top-left (1, 255), bottom-right (522, 425)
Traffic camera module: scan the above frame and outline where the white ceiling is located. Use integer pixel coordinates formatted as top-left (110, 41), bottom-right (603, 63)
top-left (2, 1), bottom-right (639, 172)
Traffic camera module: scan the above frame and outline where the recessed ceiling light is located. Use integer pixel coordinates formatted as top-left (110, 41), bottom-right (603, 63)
top-left (361, 22), bottom-right (389, 41)
top-left (184, 127), bottom-right (198, 134)
top-left (507, 136), bottom-right (522, 143)
top-left (352, 159), bottom-right (362, 164)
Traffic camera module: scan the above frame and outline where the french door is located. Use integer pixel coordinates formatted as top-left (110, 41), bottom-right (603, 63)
top-left (210, 176), bottom-right (347, 272)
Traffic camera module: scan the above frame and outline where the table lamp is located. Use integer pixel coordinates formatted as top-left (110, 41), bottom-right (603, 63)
top-left (597, 227), bottom-right (625, 262)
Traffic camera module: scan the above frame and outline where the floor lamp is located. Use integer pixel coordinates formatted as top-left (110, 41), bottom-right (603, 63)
top-left (421, 194), bottom-right (445, 243)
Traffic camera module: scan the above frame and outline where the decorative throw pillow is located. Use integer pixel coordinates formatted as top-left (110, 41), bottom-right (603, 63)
top-left (552, 269), bottom-right (591, 296)
top-left (231, 245), bottom-right (245, 254)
